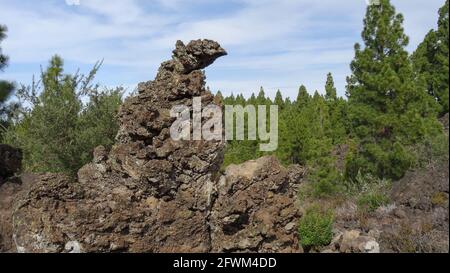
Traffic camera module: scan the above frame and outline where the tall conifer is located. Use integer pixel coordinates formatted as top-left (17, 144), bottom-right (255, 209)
top-left (346, 0), bottom-right (440, 179)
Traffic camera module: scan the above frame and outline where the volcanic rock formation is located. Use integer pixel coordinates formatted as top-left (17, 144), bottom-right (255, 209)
top-left (1, 40), bottom-right (304, 253)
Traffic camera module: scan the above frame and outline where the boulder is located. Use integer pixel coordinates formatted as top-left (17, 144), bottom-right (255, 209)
top-left (0, 173), bottom-right (35, 252)
top-left (338, 230), bottom-right (379, 253)
top-left (210, 156), bottom-right (305, 253)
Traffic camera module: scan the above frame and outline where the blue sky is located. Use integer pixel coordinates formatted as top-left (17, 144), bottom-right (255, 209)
top-left (0, 0), bottom-right (445, 99)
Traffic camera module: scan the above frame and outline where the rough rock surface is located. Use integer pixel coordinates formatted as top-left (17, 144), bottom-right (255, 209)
top-left (211, 157), bottom-right (305, 253)
top-left (0, 40), bottom-right (305, 253)
top-left (379, 157), bottom-right (449, 252)
top-left (323, 229), bottom-right (379, 253)
top-left (324, 165), bottom-right (448, 253)
top-left (0, 144), bottom-right (22, 185)
top-left (327, 156), bottom-right (449, 253)
top-left (0, 174), bottom-right (35, 252)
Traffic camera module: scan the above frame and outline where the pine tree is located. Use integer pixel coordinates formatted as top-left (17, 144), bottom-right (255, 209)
top-left (3, 56), bottom-right (122, 174)
top-left (0, 25), bottom-right (15, 141)
top-left (277, 104), bottom-right (309, 165)
top-left (346, 0), bottom-right (441, 180)
top-left (296, 85), bottom-right (310, 109)
top-left (222, 92), bottom-right (259, 167)
top-left (256, 87), bottom-right (267, 105)
top-left (0, 25), bottom-right (14, 104)
top-left (0, 25), bottom-right (8, 72)
top-left (274, 89), bottom-right (285, 110)
top-left (248, 93), bottom-right (256, 105)
top-left (223, 93), bottom-right (235, 106)
top-left (325, 73), bottom-right (337, 101)
top-left (235, 93), bottom-right (246, 106)
top-left (311, 91), bottom-right (329, 137)
top-left (284, 97), bottom-right (292, 107)
top-left (8, 56), bottom-right (82, 172)
top-left (322, 73), bottom-right (348, 143)
top-left (412, 0), bottom-right (449, 115)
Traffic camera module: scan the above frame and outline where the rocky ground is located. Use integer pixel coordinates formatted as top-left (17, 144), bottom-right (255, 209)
top-left (322, 157), bottom-right (449, 253)
top-left (320, 114), bottom-right (449, 253)
top-left (0, 40), bottom-right (448, 253)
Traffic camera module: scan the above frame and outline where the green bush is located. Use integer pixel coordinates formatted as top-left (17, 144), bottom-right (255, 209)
top-left (2, 56), bottom-right (123, 175)
top-left (304, 143), bottom-right (344, 198)
top-left (347, 172), bottom-right (391, 213)
top-left (298, 206), bottom-right (334, 249)
top-left (357, 193), bottom-right (389, 212)
top-left (310, 166), bottom-right (342, 198)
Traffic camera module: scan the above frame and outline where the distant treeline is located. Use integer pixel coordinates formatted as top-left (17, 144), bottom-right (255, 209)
top-left (219, 0), bottom-right (449, 196)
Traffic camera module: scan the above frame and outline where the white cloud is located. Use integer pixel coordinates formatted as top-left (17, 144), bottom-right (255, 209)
top-left (0, 0), bottom-right (445, 97)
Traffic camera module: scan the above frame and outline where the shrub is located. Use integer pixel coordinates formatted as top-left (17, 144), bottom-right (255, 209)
top-left (346, 172), bottom-right (391, 213)
top-left (310, 170), bottom-right (341, 198)
top-left (431, 192), bottom-right (448, 207)
top-left (379, 223), bottom-right (440, 253)
top-left (298, 206), bottom-right (334, 250)
top-left (2, 56), bottom-right (123, 175)
top-left (307, 153), bottom-right (344, 198)
top-left (357, 192), bottom-right (389, 212)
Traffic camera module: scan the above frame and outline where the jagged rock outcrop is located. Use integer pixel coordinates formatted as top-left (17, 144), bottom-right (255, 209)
top-left (2, 40), bottom-right (305, 253)
top-left (10, 39), bottom-right (227, 253)
top-left (211, 157), bottom-right (305, 253)
top-left (0, 144), bottom-right (22, 185)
